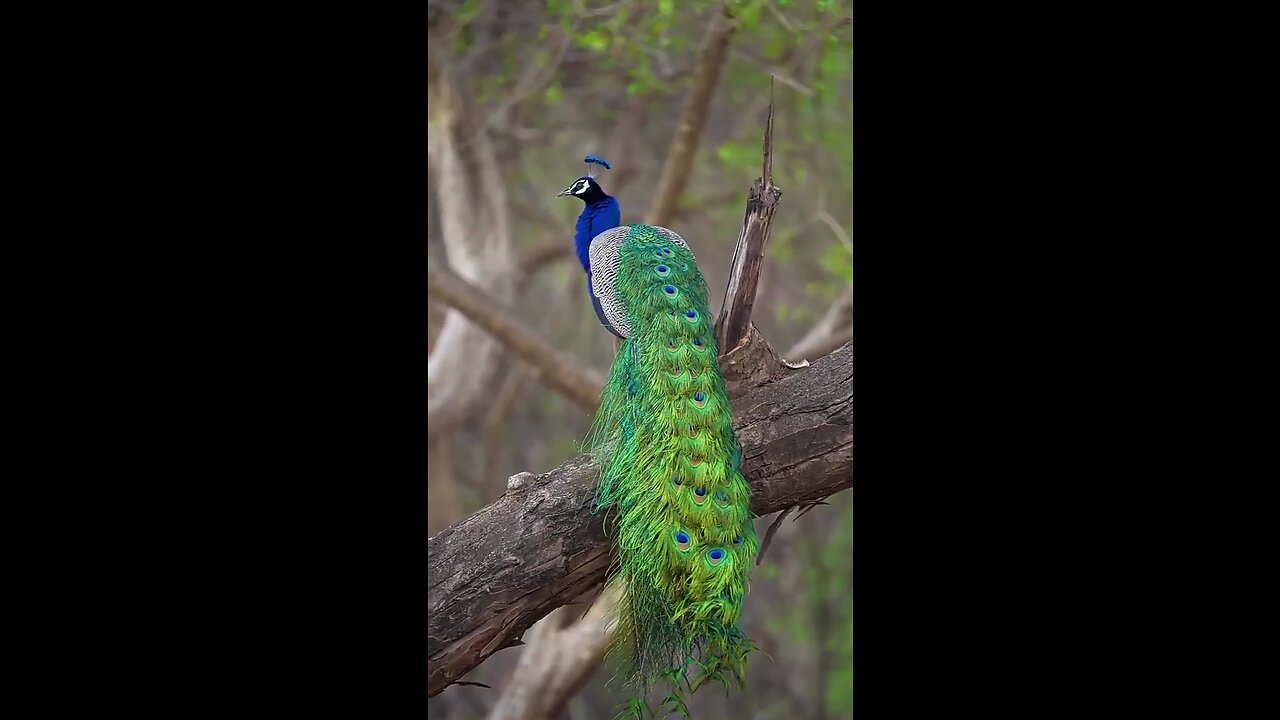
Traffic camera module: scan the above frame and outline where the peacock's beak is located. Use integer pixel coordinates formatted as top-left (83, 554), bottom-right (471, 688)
top-left (556, 187), bottom-right (573, 197)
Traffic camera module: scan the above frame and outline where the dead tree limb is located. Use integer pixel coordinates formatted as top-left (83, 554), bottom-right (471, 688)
top-left (428, 266), bottom-right (606, 413)
top-left (428, 339), bottom-right (852, 696)
top-left (716, 79), bottom-right (783, 352)
top-left (645, 6), bottom-right (736, 227)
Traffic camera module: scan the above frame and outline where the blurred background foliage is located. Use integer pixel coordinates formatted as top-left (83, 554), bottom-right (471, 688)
top-left (429, 0), bottom-right (851, 717)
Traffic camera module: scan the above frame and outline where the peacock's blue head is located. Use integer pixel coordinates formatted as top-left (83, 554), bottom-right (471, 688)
top-left (557, 155), bottom-right (614, 204)
top-left (557, 176), bottom-right (608, 203)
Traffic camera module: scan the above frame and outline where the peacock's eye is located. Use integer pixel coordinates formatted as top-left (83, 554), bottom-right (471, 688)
top-left (694, 487), bottom-right (707, 497)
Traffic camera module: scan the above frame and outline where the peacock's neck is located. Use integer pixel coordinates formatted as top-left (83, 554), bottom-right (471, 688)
top-left (574, 196), bottom-right (620, 273)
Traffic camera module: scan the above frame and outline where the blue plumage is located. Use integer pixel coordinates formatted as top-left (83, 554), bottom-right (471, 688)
top-left (559, 166), bottom-right (624, 338)
top-left (578, 196), bottom-right (623, 337)
top-left (584, 154), bottom-right (613, 170)
top-left (573, 196), bottom-right (621, 271)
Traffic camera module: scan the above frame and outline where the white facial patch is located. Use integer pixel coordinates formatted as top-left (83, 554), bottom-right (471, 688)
top-left (572, 179), bottom-right (591, 195)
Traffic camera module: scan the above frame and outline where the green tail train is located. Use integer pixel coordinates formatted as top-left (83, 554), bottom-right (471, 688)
top-left (585, 224), bottom-right (760, 717)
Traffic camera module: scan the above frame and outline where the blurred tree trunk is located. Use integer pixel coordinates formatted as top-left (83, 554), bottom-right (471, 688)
top-left (645, 6), bottom-right (736, 227)
top-left (485, 585), bottom-right (620, 720)
top-left (427, 436), bottom-right (461, 535)
top-left (428, 23), bottom-right (517, 439)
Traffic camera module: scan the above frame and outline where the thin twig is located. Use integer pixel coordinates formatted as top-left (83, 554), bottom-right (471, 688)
top-left (730, 49), bottom-right (813, 96)
top-left (793, 499), bottom-right (830, 521)
top-left (814, 210), bottom-right (852, 252)
top-left (756, 506), bottom-right (793, 566)
top-left (784, 285), bottom-right (852, 362)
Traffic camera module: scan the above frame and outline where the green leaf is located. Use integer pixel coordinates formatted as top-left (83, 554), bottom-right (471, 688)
top-left (577, 29), bottom-right (609, 52)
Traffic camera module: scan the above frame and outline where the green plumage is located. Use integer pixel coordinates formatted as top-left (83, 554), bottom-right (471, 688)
top-left (586, 225), bottom-right (759, 717)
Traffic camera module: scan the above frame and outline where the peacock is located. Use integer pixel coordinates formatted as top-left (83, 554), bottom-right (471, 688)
top-left (558, 155), bottom-right (760, 718)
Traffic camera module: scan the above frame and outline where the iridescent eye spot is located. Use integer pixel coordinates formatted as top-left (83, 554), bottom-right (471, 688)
top-left (663, 285), bottom-right (677, 296)
top-left (673, 476), bottom-right (682, 486)
top-left (707, 548), bottom-right (725, 565)
top-left (684, 309), bottom-right (698, 322)
top-left (691, 338), bottom-right (705, 351)
top-left (714, 491), bottom-right (729, 508)
top-left (654, 250), bottom-right (665, 258)
top-left (675, 531), bottom-right (692, 551)
top-left (662, 248), bottom-right (674, 257)
top-left (689, 455), bottom-right (704, 467)
top-left (733, 536), bottom-right (743, 545)
top-left (656, 265), bottom-right (670, 277)
top-left (666, 338), bottom-right (678, 351)
top-left (693, 486), bottom-right (708, 504)
top-left (681, 263), bottom-right (689, 270)
top-left (688, 425), bottom-right (699, 438)
top-left (692, 391), bottom-right (707, 408)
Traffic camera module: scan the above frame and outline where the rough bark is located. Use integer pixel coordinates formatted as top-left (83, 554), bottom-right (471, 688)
top-left (428, 265), bottom-right (606, 413)
top-left (428, 340), bottom-right (853, 696)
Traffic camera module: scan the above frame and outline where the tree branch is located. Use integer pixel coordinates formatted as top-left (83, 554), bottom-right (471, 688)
top-left (644, 6), bottom-right (736, 227)
top-left (784, 285), bottom-right (853, 362)
top-left (516, 239), bottom-right (574, 292)
top-left (428, 265), bottom-right (606, 413)
top-left (716, 80), bottom-right (783, 353)
top-left (428, 339), bottom-right (853, 696)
